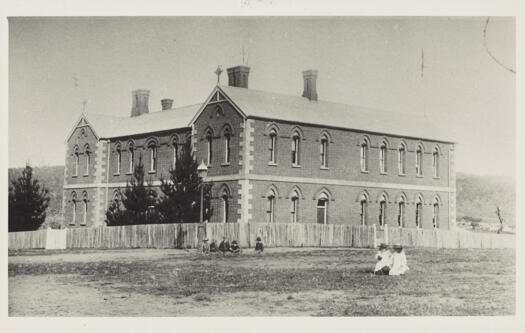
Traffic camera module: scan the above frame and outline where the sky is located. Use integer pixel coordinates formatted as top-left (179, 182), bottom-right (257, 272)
top-left (8, 17), bottom-right (515, 177)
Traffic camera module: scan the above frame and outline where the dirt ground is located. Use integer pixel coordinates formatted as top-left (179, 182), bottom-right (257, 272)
top-left (8, 247), bottom-right (515, 316)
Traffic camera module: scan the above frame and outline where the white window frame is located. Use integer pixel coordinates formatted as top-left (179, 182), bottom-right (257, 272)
top-left (224, 131), bottom-right (231, 164)
top-left (292, 134), bottom-right (300, 166)
top-left (269, 131), bottom-right (277, 164)
top-left (360, 141), bottom-right (368, 172)
top-left (149, 145), bottom-right (157, 172)
top-left (416, 145), bottom-right (423, 176)
top-left (398, 144), bottom-right (406, 175)
top-left (380, 143), bottom-right (387, 173)
top-left (320, 137), bottom-right (328, 168)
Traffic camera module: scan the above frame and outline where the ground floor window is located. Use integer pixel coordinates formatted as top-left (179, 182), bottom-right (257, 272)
top-left (316, 193), bottom-right (329, 224)
top-left (222, 195), bottom-right (229, 223)
top-left (416, 202), bottom-right (423, 228)
top-left (398, 201), bottom-right (405, 227)
top-left (379, 200), bottom-right (386, 227)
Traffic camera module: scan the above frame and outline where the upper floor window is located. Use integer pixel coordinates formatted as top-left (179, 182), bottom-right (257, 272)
top-left (206, 130), bottom-right (213, 166)
top-left (269, 130), bottom-right (277, 164)
top-left (398, 143), bottom-right (406, 175)
top-left (172, 138), bottom-right (178, 169)
top-left (379, 142), bottom-right (388, 173)
top-left (224, 128), bottom-right (231, 164)
top-left (291, 132), bottom-right (300, 166)
top-left (432, 147), bottom-right (439, 178)
top-left (416, 145), bottom-right (423, 176)
top-left (320, 135), bottom-right (328, 168)
top-left (360, 139), bottom-right (369, 172)
top-left (128, 142), bottom-right (135, 174)
top-left (84, 145), bottom-right (90, 176)
top-left (148, 142), bottom-right (157, 172)
top-left (116, 144), bottom-right (122, 174)
top-left (73, 146), bottom-right (79, 177)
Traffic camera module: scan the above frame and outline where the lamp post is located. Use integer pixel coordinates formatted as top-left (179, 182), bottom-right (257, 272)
top-left (197, 160), bottom-right (208, 223)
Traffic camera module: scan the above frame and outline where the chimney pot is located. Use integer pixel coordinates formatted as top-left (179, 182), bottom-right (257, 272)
top-left (302, 70), bottom-right (318, 101)
top-left (131, 89), bottom-right (150, 117)
top-left (161, 98), bottom-right (173, 111)
top-left (227, 65), bottom-right (250, 88)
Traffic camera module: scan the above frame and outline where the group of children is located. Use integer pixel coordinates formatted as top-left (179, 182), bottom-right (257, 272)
top-left (374, 243), bottom-right (409, 276)
top-left (200, 236), bottom-right (264, 255)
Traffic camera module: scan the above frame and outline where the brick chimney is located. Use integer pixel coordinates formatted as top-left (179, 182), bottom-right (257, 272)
top-left (131, 89), bottom-right (150, 117)
top-left (302, 70), bottom-right (318, 101)
top-left (227, 65), bottom-right (250, 88)
top-left (161, 98), bottom-right (173, 111)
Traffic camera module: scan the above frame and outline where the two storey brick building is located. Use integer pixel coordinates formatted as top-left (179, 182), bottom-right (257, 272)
top-left (62, 65), bottom-right (456, 229)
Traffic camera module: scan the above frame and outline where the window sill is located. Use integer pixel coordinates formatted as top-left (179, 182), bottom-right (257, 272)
top-left (320, 166), bottom-right (329, 170)
top-left (416, 175), bottom-right (424, 178)
top-left (380, 172), bottom-right (388, 175)
top-left (292, 164), bottom-right (302, 168)
top-left (268, 162), bottom-right (278, 167)
top-left (221, 163), bottom-right (231, 167)
top-left (83, 174), bottom-right (89, 177)
top-left (148, 170), bottom-right (156, 174)
top-left (72, 175), bottom-right (78, 178)
top-left (360, 170), bottom-right (369, 174)
top-left (433, 176), bottom-right (441, 180)
top-left (398, 173), bottom-right (406, 177)
top-left (126, 172), bottom-right (133, 175)
top-left (114, 173), bottom-right (120, 176)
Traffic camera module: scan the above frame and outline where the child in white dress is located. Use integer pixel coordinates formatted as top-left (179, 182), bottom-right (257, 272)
top-left (374, 243), bottom-right (393, 275)
top-left (389, 245), bottom-right (409, 276)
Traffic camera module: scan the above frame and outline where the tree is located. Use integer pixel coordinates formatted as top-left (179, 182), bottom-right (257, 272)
top-left (106, 156), bottom-right (159, 226)
top-left (9, 165), bottom-right (50, 232)
top-left (158, 141), bottom-right (212, 223)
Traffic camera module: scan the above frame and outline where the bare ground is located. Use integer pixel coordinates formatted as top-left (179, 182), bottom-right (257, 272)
top-left (8, 247), bottom-right (515, 316)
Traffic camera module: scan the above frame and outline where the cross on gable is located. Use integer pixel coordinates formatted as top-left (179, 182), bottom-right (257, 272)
top-left (214, 66), bottom-right (223, 84)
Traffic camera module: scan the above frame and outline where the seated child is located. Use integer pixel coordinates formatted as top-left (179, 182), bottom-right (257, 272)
top-left (255, 236), bottom-right (264, 253)
top-left (230, 240), bottom-right (241, 254)
top-left (218, 237), bottom-right (230, 254)
top-left (201, 237), bottom-right (210, 254)
top-left (389, 245), bottom-right (409, 276)
top-left (209, 239), bottom-right (218, 253)
top-left (374, 243), bottom-right (392, 275)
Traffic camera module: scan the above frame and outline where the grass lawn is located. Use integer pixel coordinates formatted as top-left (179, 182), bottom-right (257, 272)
top-left (8, 247), bottom-right (515, 316)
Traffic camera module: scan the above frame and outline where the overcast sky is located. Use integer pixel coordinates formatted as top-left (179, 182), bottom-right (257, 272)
top-left (8, 17), bottom-right (515, 177)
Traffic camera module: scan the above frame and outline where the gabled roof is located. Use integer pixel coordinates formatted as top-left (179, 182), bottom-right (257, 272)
top-left (217, 85), bottom-right (454, 143)
top-left (83, 104), bottom-right (200, 139)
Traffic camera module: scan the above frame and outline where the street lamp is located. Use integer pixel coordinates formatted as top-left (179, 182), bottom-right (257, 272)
top-left (197, 160), bottom-right (208, 223)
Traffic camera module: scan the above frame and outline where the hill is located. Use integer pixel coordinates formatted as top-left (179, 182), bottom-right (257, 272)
top-left (7, 166), bottom-right (516, 226)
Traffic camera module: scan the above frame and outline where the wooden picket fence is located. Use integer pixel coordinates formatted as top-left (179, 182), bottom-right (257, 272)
top-left (8, 223), bottom-right (515, 250)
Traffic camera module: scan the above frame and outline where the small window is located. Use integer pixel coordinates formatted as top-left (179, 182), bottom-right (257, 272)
top-left (224, 129), bottom-right (231, 164)
top-left (415, 197), bottom-right (423, 228)
top-left (128, 146), bottom-right (135, 173)
top-left (316, 192), bottom-right (329, 224)
top-left (416, 145), bottom-right (423, 176)
top-left (320, 136), bottom-right (328, 168)
top-left (116, 146), bottom-right (122, 174)
top-left (380, 142), bottom-right (387, 173)
top-left (291, 192), bottom-right (299, 223)
top-left (172, 139), bottom-right (178, 169)
top-left (398, 143), bottom-right (406, 175)
top-left (269, 131), bottom-right (277, 164)
top-left (379, 198), bottom-right (387, 227)
top-left (360, 196), bottom-right (368, 226)
top-left (81, 196), bottom-right (88, 226)
top-left (206, 131), bottom-right (213, 166)
top-left (148, 143), bottom-right (157, 172)
top-left (291, 133), bottom-right (300, 165)
top-left (70, 192), bottom-right (77, 225)
top-left (433, 197), bottom-right (440, 228)
top-left (433, 147), bottom-right (439, 178)
top-left (267, 189), bottom-right (276, 223)
top-left (73, 146), bottom-right (79, 177)
top-left (360, 140), bottom-right (368, 172)
top-left (397, 198), bottom-right (405, 227)
top-left (222, 195), bottom-right (229, 223)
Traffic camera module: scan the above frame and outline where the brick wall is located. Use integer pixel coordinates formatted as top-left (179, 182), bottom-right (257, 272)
top-left (64, 125), bottom-right (100, 186)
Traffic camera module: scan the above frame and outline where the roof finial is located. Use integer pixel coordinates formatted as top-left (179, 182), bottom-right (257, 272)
top-left (214, 65), bottom-right (223, 85)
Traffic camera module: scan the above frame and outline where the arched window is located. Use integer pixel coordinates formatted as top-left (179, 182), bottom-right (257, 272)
top-left (113, 191), bottom-right (121, 208)
top-left (128, 141), bottom-right (135, 173)
top-left (359, 192), bottom-right (369, 226)
top-left (219, 186), bottom-right (230, 223)
top-left (172, 138), bottom-right (178, 169)
top-left (379, 194), bottom-right (387, 227)
top-left (148, 141), bottom-right (157, 172)
top-left (269, 129), bottom-right (277, 164)
top-left (206, 130), bottom-right (213, 166)
top-left (416, 144), bottom-right (423, 176)
top-left (360, 139), bottom-right (369, 172)
top-left (81, 192), bottom-right (88, 226)
top-left (267, 188), bottom-right (276, 223)
top-left (433, 147), bottom-right (439, 178)
top-left (380, 141), bottom-right (388, 173)
top-left (290, 190), bottom-right (300, 223)
top-left (316, 192), bottom-right (329, 224)
top-left (84, 145), bottom-right (91, 176)
top-left (432, 196), bottom-right (440, 228)
top-left (70, 192), bottom-right (77, 225)
top-left (320, 135), bottom-right (328, 168)
top-left (291, 132), bottom-right (300, 166)
top-left (398, 142), bottom-right (406, 175)
top-left (116, 144), bottom-right (122, 174)
top-left (397, 194), bottom-right (406, 227)
top-left (73, 146), bottom-right (79, 177)
top-left (224, 128), bottom-right (231, 164)
top-left (415, 195), bottom-right (423, 228)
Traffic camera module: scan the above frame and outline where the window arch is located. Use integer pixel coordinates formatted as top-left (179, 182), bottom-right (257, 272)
top-left (73, 145), bottom-right (79, 177)
top-left (398, 141), bottom-right (407, 175)
top-left (360, 137), bottom-right (369, 172)
top-left (218, 185), bottom-right (231, 223)
top-left (81, 191), bottom-right (88, 226)
top-left (358, 191), bottom-right (369, 226)
top-left (415, 194), bottom-right (424, 228)
top-left (171, 136), bottom-right (179, 169)
top-left (432, 195), bottom-right (441, 228)
top-left (84, 144), bottom-right (91, 176)
top-left (127, 140), bottom-right (135, 173)
top-left (205, 128), bottom-right (213, 166)
top-left (432, 146), bottom-right (440, 178)
top-left (416, 144), bottom-right (424, 176)
top-left (320, 134), bottom-right (329, 168)
top-left (223, 126), bottom-right (232, 164)
top-left (378, 192), bottom-right (388, 227)
top-left (268, 128), bottom-right (277, 164)
top-left (115, 142), bottom-right (122, 174)
top-left (316, 189), bottom-right (331, 224)
top-left (289, 186), bottom-right (303, 223)
top-left (70, 192), bottom-right (77, 225)
top-left (379, 141), bottom-right (388, 173)
top-left (146, 138), bottom-right (158, 172)
top-left (291, 130), bottom-right (301, 166)
top-left (266, 187), bottom-right (277, 223)
top-left (396, 193), bottom-right (407, 227)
